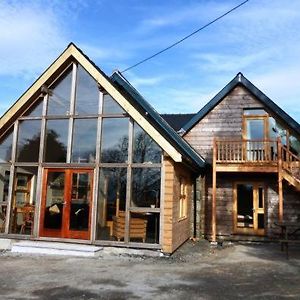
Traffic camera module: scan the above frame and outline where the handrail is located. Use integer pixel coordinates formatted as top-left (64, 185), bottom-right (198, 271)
top-left (281, 145), bottom-right (300, 181)
top-left (215, 139), bottom-right (278, 163)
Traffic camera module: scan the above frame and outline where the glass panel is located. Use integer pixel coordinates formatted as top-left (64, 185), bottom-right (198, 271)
top-left (0, 166), bottom-right (10, 233)
top-left (9, 167), bottom-right (38, 235)
top-left (133, 123), bottom-right (162, 163)
top-left (100, 118), bottom-right (129, 163)
top-left (258, 214), bottom-right (264, 229)
top-left (131, 168), bottom-right (161, 208)
top-left (16, 120), bottom-right (41, 162)
top-left (258, 187), bottom-right (264, 209)
top-left (243, 109), bottom-right (266, 115)
top-left (129, 212), bottom-right (159, 244)
top-left (237, 184), bottom-right (253, 228)
top-left (43, 171), bottom-right (65, 230)
top-left (71, 119), bottom-right (97, 163)
top-left (97, 168), bottom-right (127, 241)
top-left (24, 97), bottom-right (44, 117)
top-left (69, 172), bottom-right (92, 231)
top-left (75, 65), bottom-right (99, 115)
top-left (47, 67), bottom-right (72, 116)
top-left (246, 119), bottom-right (264, 160)
top-left (0, 129), bottom-right (13, 163)
top-left (44, 120), bottom-right (68, 162)
top-left (289, 135), bottom-right (300, 156)
top-left (102, 94), bottom-right (125, 115)
top-left (246, 119), bottom-right (264, 140)
top-left (269, 117), bottom-right (287, 145)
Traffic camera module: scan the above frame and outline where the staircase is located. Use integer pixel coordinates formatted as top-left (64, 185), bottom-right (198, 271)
top-left (281, 145), bottom-right (300, 191)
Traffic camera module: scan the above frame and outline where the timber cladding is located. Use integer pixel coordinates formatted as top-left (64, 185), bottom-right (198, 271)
top-left (203, 173), bottom-right (300, 240)
top-left (184, 86), bottom-right (264, 163)
top-left (162, 156), bottom-right (192, 253)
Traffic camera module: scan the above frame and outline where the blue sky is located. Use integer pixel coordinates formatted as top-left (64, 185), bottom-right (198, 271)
top-left (0, 0), bottom-right (300, 122)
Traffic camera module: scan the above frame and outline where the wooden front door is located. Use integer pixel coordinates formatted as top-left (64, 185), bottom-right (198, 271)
top-left (39, 169), bottom-right (93, 240)
top-left (234, 182), bottom-right (265, 236)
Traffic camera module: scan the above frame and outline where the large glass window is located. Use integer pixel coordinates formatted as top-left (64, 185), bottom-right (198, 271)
top-left (0, 166), bottom-right (10, 233)
top-left (131, 168), bottom-right (161, 208)
top-left (75, 65), bottom-right (99, 115)
top-left (97, 168), bottom-right (127, 240)
top-left (44, 120), bottom-right (68, 162)
top-left (24, 97), bottom-right (44, 117)
top-left (47, 67), bottom-right (72, 116)
top-left (102, 94), bottom-right (125, 115)
top-left (9, 167), bottom-right (38, 235)
top-left (71, 119), bottom-right (97, 163)
top-left (269, 117), bottom-right (287, 145)
top-left (0, 129), bottom-right (13, 163)
top-left (289, 135), bottom-right (300, 156)
top-left (133, 124), bottom-right (161, 163)
top-left (16, 120), bottom-right (41, 162)
top-left (101, 118), bottom-right (129, 163)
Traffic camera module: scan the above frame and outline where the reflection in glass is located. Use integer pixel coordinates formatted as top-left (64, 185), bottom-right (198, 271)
top-left (269, 117), bottom-right (287, 145)
top-left (0, 129), bottom-right (13, 163)
top-left (71, 119), bottom-right (97, 163)
top-left (133, 123), bottom-right (161, 163)
top-left (102, 94), bottom-right (125, 114)
top-left (17, 120), bottom-right (41, 162)
top-left (43, 171), bottom-right (65, 230)
top-left (97, 168), bottom-right (127, 241)
top-left (246, 119), bottom-right (264, 161)
top-left (24, 98), bottom-right (44, 117)
top-left (44, 120), bottom-right (68, 162)
top-left (289, 135), bottom-right (300, 156)
top-left (101, 118), bottom-right (129, 163)
top-left (131, 168), bottom-right (161, 208)
top-left (47, 67), bottom-right (72, 116)
top-left (70, 172), bottom-right (92, 231)
top-left (9, 167), bottom-right (37, 235)
top-left (129, 212), bottom-right (159, 244)
top-left (75, 65), bottom-right (99, 115)
top-left (0, 166), bottom-right (10, 233)
top-left (237, 184), bottom-right (253, 228)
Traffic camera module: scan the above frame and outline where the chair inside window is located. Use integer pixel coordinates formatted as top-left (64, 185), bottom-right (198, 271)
top-left (19, 204), bottom-right (35, 235)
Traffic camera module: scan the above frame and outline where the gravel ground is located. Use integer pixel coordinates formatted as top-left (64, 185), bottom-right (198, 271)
top-left (0, 240), bottom-right (299, 299)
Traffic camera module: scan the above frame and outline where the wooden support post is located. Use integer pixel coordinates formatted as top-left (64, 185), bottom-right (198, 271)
top-left (212, 139), bottom-right (217, 243)
top-left (277, 138), bottom-right (283, 223)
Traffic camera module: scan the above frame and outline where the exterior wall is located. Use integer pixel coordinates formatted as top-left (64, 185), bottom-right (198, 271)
top-left (184, 86), bottom-right (264, 163)
top-left (162, 156), bottom-right (193, 253)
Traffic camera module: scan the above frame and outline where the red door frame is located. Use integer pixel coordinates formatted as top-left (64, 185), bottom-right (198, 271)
top-left (39, 168), bottom-right (93, 240)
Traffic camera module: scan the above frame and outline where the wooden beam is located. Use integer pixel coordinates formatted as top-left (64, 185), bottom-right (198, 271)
top-left (216, 164), bottom-right (277, 173)
top-left (277, 138), bottom-right (283, 223)
top-left (212, 139), bottom-right (217, 243)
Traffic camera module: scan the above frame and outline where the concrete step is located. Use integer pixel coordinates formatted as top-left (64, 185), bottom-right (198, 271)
top-left (11, 241), bottom-right (103, 257)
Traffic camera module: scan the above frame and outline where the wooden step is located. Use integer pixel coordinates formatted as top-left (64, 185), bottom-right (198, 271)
top-left (282, 170), bottom-right (300, 191)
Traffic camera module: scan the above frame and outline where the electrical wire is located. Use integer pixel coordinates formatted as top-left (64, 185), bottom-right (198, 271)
top-left (121, 0), bottom-right (249, 73)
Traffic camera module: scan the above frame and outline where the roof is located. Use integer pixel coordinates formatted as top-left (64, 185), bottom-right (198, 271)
top-left (161, 114), bottom-right (195, 131)
top-left (110, 71), bottom-right (206, 172)
top-left (0, 43), bottom-right (206, 173)
top-left (182, 73), bottom-right (300, 136)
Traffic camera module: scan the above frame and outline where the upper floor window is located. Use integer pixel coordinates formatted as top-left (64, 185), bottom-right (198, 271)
top-left (179, 177), bottom-right (187, 219)
top-left (0, 129), bottom-right (13, 163)
top-left (243, 109), bottom-right (267, 116)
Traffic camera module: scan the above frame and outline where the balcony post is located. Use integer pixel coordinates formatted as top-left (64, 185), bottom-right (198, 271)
top-left (212, 138), bottom-right (217, 243)
top-left (277, 137), bottom-right (283, 223)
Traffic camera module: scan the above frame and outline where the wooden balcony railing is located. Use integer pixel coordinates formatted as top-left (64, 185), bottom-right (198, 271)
top-left (215, 139), bottom-right (278, 163)
top-left (281, 145), bottom-right (300, 181)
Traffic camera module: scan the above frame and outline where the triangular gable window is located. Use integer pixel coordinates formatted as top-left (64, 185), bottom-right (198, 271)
top-left (47, 66), bottom-right (72, 116)
top-left (24, 97), bottom-right (44, 117)
top-left (102, 94), bottom-right (125, 115)
top-left (75, 65), bottom-right (99, 115)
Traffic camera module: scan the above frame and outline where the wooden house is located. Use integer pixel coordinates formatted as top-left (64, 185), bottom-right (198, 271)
top-left (182, 73), bottom-right (300, 242)
top-left (0, 44), bottom-right (299, 254)
top-left (0, 43), bottom-right (205, 254)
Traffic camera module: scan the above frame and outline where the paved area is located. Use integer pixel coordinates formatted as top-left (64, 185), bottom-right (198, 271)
top-left (0, 240), bottom-right (299, 299)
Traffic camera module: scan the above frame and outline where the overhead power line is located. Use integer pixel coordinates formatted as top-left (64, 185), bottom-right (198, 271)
top-left (121, 0), bottom-right (249, 73)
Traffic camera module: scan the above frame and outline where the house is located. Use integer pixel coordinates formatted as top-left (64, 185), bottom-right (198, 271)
top-left (0, 44), bottom-right (299, 254)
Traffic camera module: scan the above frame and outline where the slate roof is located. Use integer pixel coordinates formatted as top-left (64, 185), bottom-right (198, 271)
top-left (161, 114), bottom-right (195, 131)
top-left (182, 73), bottom-right (300, 136)
top-left (110, 71), bottom-right (206, 172)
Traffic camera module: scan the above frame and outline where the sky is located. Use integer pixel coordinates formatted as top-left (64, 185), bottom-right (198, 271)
top-left (0, 0), bottom-right (300, 122)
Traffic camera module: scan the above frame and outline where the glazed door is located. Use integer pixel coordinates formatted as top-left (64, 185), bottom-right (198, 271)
top-left (234, 183), bottom-right (265, 236)
top-left (39, 169), bottom-right (93, 240)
